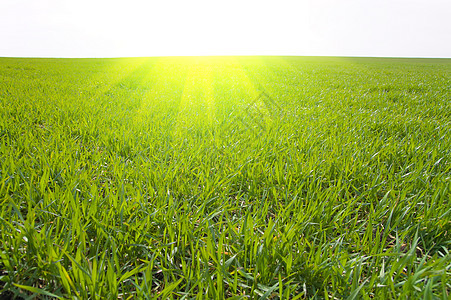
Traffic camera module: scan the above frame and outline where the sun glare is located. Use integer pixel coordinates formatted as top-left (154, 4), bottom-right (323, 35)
top-left (2, 0), bottom-right (450, 57)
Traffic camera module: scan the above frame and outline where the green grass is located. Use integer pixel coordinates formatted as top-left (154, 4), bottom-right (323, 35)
top-left (0, 56), bottom-right (450, 299)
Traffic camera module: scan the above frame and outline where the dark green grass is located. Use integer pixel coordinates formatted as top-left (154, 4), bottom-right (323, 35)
top-left (0, 56), bottom-right (450, 299)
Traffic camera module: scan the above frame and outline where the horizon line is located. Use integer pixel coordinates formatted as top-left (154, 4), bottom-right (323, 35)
top-left (1, 54), bottom-right (451, 59)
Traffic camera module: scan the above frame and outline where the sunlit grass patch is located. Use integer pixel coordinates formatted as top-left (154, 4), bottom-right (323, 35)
top-left (0, 56), bottom-right (450, 298)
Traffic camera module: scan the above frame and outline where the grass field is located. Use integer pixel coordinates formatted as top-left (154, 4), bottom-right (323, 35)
top-left (0, 56), bottom-right (450, 299)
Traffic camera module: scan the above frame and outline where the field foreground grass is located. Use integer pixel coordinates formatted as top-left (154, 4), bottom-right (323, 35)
top-left (0, 56), bottom-right (450, 299)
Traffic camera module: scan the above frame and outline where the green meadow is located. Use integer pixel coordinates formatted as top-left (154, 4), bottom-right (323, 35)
top-left (0, 56), bottom-right (450, 299)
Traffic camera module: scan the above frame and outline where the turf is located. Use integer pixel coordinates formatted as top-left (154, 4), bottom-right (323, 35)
top-left (0, 56), bottom-right (450, 299)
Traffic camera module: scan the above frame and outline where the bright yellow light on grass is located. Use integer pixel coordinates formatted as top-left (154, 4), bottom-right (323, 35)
top-left (174, 57), bottom-right (260, 135)
top-left (118, 56), bottom-right (267, 138)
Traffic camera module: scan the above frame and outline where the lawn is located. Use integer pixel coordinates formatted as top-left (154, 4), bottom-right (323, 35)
top-left (0, 56), bottom-right (450, 299)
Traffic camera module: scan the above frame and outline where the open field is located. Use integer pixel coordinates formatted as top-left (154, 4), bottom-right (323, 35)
top-left (0, 56), bottom-right (450, 299)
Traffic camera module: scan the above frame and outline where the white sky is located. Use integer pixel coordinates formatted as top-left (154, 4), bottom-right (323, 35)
top-left (1, 0), bottom-right (450, 58)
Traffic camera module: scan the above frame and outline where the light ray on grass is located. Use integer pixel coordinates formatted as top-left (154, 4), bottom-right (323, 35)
top-left (0, 56), bottom-right (449, 299)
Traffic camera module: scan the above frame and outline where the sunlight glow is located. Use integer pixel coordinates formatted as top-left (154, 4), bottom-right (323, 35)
top-left (1, 0), bottom-right (450, 57)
